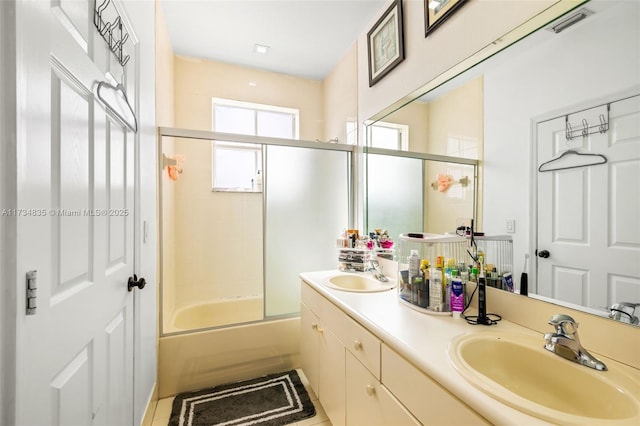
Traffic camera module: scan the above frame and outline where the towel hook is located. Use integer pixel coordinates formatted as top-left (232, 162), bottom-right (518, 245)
top-left (565, 120), bottom-right (573, 141)
top-left (581, 119), bottom-right (589, 138)
top-left (598, 114), bottom-right (607, 134)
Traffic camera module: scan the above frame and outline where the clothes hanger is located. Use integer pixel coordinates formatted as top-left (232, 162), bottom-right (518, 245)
top-left (96, 81), bottom-right (138, 133)
top-left (538, 149), bottom-right (607, 172)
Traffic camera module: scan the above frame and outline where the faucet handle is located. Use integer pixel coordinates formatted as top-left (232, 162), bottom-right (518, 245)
top-left (548, 314), bottom-right (579, 336)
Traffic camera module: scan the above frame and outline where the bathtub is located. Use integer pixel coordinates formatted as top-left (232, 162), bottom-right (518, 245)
top-left (167, 296), bottom-right (264, 333)
top-left (158, 316), bottom-right (301, 398)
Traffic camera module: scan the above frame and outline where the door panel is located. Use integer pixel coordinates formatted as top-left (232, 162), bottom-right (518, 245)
top-left (16, 1), bottom-right (137, 424)
top-left (537, 95), bottom-right (640, 313)
top-left (50, 345), bottom-right (93, 426)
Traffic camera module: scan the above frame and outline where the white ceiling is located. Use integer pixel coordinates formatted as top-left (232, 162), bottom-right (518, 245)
top-left (159, 0), bottom-right (388, 81)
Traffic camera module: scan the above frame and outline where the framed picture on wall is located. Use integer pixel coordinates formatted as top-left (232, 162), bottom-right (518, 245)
top-left (367, 0), bottom-right (405, 87)
top-left (425, 0), bottom-right (468, 36)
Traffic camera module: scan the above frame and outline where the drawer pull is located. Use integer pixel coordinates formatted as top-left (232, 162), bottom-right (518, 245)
top-left (354, 340), bottom-right (363, 350)
top-left (311, 323), bottom-right (324, 333)
top-left (366, 384), bottom-right (376, 396)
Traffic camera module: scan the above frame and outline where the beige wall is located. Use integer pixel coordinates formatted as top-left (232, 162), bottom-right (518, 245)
top-left (425, 77), bottom-right (483, 233)
top-left (357, 0), bottom-right (570, 126)
top-left (174, 56), bottom-right (324, 139)
top-left (323, 44), bottom-right (358, 144)
top-left (156, 4), bottom-right (176, 328)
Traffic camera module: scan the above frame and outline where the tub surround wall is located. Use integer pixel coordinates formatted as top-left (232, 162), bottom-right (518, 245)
top-left (171, 141), bottom-right (264, 307)
top-left (170, 55), bottom-right (332, 310)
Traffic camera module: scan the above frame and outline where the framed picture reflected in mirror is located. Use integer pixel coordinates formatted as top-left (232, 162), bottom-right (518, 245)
top-left (425, 0), bottom-right (468, 36)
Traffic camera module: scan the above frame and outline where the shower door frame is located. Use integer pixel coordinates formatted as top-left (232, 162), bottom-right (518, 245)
top-left (157, 126), bottom-right (359, 336)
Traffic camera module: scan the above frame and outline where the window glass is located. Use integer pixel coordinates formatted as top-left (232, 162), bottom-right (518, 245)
top-left (257, 110), bottom-right (294, 138)
top-left (214, 105), bottom-right (255, 135)
top-left (213, 146), bottom-right (261, 191)
top-left (212, 99), bottom-right (299, 192)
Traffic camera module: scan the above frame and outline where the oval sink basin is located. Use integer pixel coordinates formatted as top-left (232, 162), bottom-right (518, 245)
top-left (323, 273), bottom-right (396, 293)
top-left (449, 331), bottom-right (640, 425)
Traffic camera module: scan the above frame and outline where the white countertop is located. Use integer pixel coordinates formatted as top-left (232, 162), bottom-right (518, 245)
top-left (300, 270), bottom-right (559, 426)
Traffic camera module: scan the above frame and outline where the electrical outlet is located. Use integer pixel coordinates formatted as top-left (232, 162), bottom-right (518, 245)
top-left (506, 219), bottom-right (515, 233)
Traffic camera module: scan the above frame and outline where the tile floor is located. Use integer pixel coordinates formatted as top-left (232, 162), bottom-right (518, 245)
top-left (150, 369), bottom-right (332, 426)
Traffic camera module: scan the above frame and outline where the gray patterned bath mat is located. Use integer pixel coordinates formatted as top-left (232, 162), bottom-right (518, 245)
top-left (169, 370), bottom-right (316, 426)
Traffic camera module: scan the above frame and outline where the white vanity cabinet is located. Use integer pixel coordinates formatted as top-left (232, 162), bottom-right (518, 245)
top-left (301, 279), bottom-right (491, 425)
top-left (301, 282), bottom-right (419, 425)
top-left (382, 344), bottom-right (490, 425)
top-left (301, 285), bottom-right (346, 426)
top-left (346, 351), bottom-right (420, 425)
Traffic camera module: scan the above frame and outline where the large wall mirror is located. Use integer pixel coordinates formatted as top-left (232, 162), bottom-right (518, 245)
top-left (365, 0), bottom-right (640, 326)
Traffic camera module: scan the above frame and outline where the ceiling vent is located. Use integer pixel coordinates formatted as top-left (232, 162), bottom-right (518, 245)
top-left (547, 8), bottom-right (594, 34)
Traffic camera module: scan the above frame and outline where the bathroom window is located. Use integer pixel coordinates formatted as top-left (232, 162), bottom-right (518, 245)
top-left (367, 121), bottom-right (409, 150)
top-left (211, 98), bottom-right (299, 192)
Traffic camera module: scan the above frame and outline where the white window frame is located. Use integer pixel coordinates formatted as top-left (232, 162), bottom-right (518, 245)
top-left (211, 98), bottom-right (299, 192)
top-left (366, 121), bottom-right (409, 151)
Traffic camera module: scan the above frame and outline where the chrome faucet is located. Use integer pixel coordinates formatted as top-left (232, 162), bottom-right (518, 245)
top-left (609, 302), bottom-right (640, 325)
top-left (366, 259), bottom-right (389, 282)
top-left (543, 314), bottom-right (607, 371)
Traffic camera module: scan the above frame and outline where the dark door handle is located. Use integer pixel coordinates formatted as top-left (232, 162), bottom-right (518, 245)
top-left (128, 274), bottom-right (146, 291)
top-left (537, 250), bottom-right (550, 259)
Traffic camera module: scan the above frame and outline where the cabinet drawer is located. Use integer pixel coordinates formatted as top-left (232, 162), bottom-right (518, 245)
top-left (344, 315), bottom-right (381, 379)
top-left (382, 344), bottom-right (489, 425)
top-left (301, 281), bottom-right (323, 315)
top-left (346, 351), bottom-right (419, 426)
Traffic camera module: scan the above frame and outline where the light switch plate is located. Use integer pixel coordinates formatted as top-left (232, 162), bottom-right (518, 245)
top-left (506, 219), bottom-right (515, 233)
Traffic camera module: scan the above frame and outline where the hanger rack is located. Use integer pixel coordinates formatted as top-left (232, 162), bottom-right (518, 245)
top-left (94, 0), bottom-right (131, 67)
top-left (538, 149), bottom-right (607, 172)
top-left (565, 104), bottom-right (609, 140)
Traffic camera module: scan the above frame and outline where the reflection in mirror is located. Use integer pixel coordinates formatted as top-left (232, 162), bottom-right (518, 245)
top-left (366, 154), bottom-right (476, 241)
top-left (365, 0), bottom-right (640, 325)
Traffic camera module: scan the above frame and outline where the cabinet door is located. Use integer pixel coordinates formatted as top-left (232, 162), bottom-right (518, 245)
top-left (319, 326), bottom-right (346, 426)
top-left (344, 314), bottom-right (381, 379)
top-left (382, 344), bottom-right (489, 425)
top-left (300, 302), bottom-right (319, 397)
top-left (346, 352), bottom-right (420, 426)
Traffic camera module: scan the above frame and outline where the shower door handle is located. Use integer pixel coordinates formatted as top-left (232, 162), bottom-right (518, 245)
top-left (127, 274), bottom-right (147, 291)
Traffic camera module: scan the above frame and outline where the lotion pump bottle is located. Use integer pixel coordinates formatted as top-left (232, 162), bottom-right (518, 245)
top-left (450, 276), bottom-right (464, 319)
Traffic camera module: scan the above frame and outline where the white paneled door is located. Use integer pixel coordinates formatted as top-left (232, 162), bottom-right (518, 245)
top-left (16, 1), bottom-right (139, 424)
top-left (536, 94), bottom-right (640, 314)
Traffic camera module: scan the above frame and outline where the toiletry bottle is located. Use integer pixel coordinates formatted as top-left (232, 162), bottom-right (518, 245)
top-left (429, 266), bottom-right (443, 311)
top-left (470, 266), bottom-right (478, 284)
top-left (255, 170), bottom-right (262, 191)
top-left (408, 250), bottom-right (420, 305)
top-left (408, 250), bottom-right (420, 279)
top-left (503, 272), bottom-right (514, 292)
top-left (450, 276), bottom-right (464, 318)
top-left (446, 269), bottom-right (458, 310)
top-left (436, 255), bottom-right (445, 293)
top-left (419, 260), bottom-right (430, 308)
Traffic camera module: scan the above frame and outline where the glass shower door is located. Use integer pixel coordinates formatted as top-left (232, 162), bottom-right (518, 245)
top-left (264, 145), bottom-right (351, 317)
